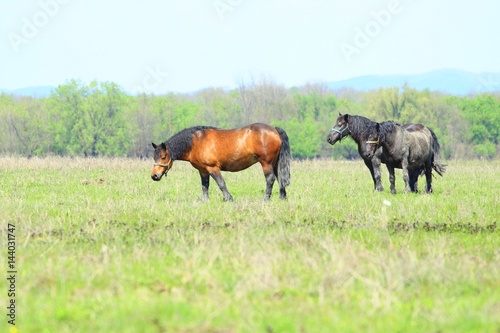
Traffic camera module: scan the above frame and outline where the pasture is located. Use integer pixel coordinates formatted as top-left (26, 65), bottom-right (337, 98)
top-left (1, 157), bottom-right (498, 332)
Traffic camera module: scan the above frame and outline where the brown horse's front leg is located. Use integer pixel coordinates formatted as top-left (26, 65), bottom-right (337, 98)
top-left (199, 171), bottom-right (210, 201)
top-left (209, 169), bottom-right (233, 201)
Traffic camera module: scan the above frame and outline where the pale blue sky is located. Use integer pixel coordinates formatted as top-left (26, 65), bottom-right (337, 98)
top-left (1, 0), bottom-right (499, 93)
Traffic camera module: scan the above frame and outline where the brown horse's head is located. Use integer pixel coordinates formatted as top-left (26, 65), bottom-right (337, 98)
top-left (151, 142), bottom-right (173, 181)
top-left (327, 113), bottom-right (351, 145)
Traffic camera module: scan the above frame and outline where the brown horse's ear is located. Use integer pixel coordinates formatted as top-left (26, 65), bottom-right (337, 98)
top-left (344, 114), bottom-right (349, 121)
top-left (338, 112), bottom-right (343, 116)
top-left (152, 142), bottom-right (158, 149)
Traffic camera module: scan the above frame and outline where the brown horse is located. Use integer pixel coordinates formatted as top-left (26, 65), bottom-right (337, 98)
top-left (151, 123), bottom-right (291, 201)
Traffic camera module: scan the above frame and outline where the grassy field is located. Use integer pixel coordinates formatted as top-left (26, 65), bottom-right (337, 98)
top-left (1, 157), bottom-right (499, 333)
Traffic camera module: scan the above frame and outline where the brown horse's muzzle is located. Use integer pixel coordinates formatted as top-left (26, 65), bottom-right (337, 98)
top-left (151, 164), bottom-right (169, 181)
top-left (151, 172), bottom-right (165, 181)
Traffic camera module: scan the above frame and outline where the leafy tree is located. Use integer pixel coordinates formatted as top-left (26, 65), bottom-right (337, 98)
top-left (4, 96), bottom-right (52, 156)
top-left (1, 79), bottom-right (499, 159)
top-left (126, 94), bottom-right (157, 157)
top-left (293, 91), bottom-right (337, 122)
top-left (48, 79), bottom-right (88, 155)
top-left (366, 85), bottom-right (408, 120)
top-left (0, 94), bottom-right (16, 154)
top-left (78, 81), bottom-right (128, 156)
top-left (237, 77), bottom-right (296, 124)
top-left (49, 80), bottom-right (128, 156)
top-left (273, 118), bottom-right (321, 159)
top-left (458, 94), bottom-right (500, 159)
top-left (171, 97), bottom-right (203, 132)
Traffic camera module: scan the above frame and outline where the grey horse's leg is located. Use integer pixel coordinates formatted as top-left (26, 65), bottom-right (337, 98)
top-left (371, 158), bottom-right (384, 192)
top-left (279, 186), bottom-right (287, 199)
top-left (401, 159), bottom-right (411, 193)
top-left (425, 164), bottom-right (433, 193)
top-left (386, 165), bottom-right (397, 194)
top-left (409, 169), bottom-right (420, 193)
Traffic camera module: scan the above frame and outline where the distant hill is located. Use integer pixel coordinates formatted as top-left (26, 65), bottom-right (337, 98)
top-left (2, 70), bottom-right (499, 97)
top-left (327, 69), bottom-right (500, 95)
top-left (0, 86), bottom-right (55, 98)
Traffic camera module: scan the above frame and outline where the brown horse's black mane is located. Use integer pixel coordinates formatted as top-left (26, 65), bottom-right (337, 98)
top-left (164, 126), bottom-right (217, 160)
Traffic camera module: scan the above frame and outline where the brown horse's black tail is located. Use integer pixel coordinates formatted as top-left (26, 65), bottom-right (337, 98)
top-left (275, 127), bottom-right (291, 187)
top-left (430, 128), bottom-right (446, 176)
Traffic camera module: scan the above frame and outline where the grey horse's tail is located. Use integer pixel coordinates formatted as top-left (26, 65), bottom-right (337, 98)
top-left (275, 127), bottom-right (291, 187)
top-left (429, 128), bottom-right (446, 176)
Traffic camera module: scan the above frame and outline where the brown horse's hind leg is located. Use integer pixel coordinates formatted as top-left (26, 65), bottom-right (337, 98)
top-left (208, 169), bottom-right (233, 201)
top-left (264, 173), bottom-right (276, 200)
top-left (272, 161), bottom-right (287, 200)
top-left (261, 163), bottom-right (277, 200)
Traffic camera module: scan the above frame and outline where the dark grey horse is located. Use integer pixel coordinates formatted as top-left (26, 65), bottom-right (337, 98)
top-left (327, 113), bottom-right (387, 191)
top-left (366, 121), bottom-right (446, 194)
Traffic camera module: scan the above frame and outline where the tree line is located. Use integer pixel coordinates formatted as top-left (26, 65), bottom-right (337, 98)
top-left (1, 78), bottom-right (499, 159)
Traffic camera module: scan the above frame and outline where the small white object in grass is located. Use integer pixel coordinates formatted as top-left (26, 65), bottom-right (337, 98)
top-left (383, 200), bottom-right (392, 207)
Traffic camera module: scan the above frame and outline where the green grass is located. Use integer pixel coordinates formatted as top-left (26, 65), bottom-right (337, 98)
top-left (1, 157), bottom-right (499, 332)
